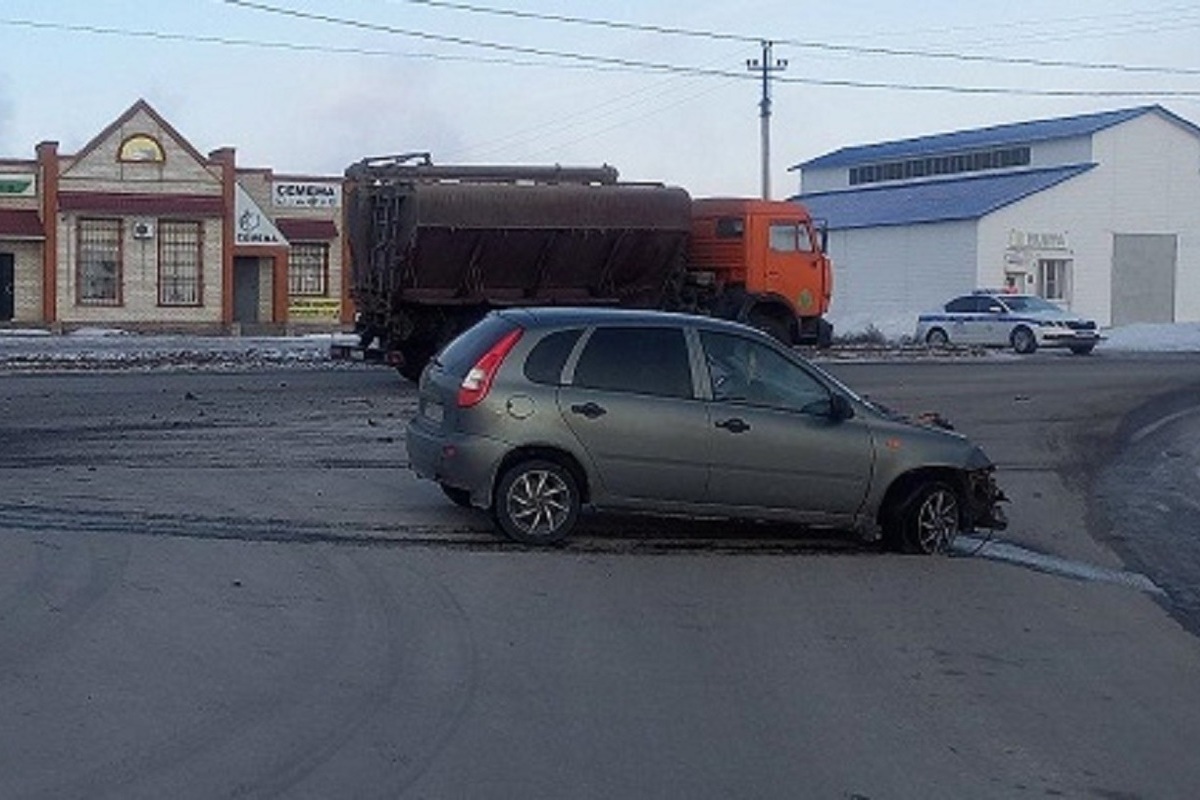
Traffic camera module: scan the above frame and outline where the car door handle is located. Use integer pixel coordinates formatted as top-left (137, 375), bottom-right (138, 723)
top-left (715, 417), bottom-right (750, 434)
top-left (570, 402), bottom-right (607, 419)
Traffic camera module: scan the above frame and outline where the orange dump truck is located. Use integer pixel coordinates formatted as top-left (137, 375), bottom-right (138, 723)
top-left (344, 155), bottom-right (833, 379)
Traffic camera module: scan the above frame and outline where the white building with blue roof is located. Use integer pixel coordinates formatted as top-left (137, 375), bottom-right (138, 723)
top-left (792, 105), bottom-right (1200, 334)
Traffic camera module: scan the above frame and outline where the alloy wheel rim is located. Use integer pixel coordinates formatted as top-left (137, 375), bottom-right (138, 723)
top-left (916, 490), bottom-right (959, 553)
top-left (507, 469), bottom-right (571, 537)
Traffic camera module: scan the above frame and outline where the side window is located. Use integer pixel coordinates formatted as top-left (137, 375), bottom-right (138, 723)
top-left (715, 217), bottom-right (745, 239)
top-left (945, 296), bottom-right (976, 313)
top-left (700, 330), bottom-right (830, 413)
top-left (769, 223), bottom-right (798, 253)
top-left (524, 328), bottom-right (582, 385)
top-left (573, 326), bottom-right (693, 399)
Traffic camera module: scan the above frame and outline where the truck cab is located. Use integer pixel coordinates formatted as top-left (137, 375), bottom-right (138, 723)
top-left (688, 198), bottom-right (833, 346)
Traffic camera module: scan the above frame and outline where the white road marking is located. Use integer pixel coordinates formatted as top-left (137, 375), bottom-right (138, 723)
top-left (954, 535), bottom-right (1164, 595)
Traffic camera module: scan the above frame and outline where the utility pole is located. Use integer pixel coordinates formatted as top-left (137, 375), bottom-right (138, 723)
top-left (746, 40), bottom-right (787, 200)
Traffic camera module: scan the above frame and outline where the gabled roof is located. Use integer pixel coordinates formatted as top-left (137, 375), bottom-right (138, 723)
top-left (795, 105), bottom-right (1200, 171)
top-left (796, 164), bottom-right (1095, 230)
top-left (67, 98), bottom-right (212, 167)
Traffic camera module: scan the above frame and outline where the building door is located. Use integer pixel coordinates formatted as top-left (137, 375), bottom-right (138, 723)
top-left (0, 253), bottom-right (14, 322)
top-left (1112, 234), bottom-right (1176, 325)
top-left (234, 256), bottom-right (260, 323)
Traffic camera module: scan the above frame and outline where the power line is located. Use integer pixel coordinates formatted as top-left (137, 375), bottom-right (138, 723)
top-left (390, 0), bottom-right (1200, 77)
top-left (0, 16), bottom-right (616, 72)
top-left (6, 5), bottom-right (1200, 98)
top-left (220, 1), bottom-right (1200, 97)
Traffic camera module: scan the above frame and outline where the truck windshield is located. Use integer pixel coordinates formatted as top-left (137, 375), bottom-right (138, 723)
top-left (768, 222), bottom-right (813, 253)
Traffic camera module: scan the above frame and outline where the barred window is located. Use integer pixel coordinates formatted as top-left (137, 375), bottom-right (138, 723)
top-left (77, 218), bottom-right (122, 305)
top-left (289, 243), bottom-right (329, 296)
top-left (158, 220), bottom-right (203, 306)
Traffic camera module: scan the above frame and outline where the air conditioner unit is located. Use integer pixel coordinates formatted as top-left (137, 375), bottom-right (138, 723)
top-left (132, 220), bottom-right (155, 240)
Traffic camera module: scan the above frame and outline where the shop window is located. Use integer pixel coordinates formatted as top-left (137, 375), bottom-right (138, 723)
top-left (289, 243), bottom-right (329, 296)
top-left (77, 218), bottom-right (122, 305)
top-left (158, 220), bottom-right (202, 306)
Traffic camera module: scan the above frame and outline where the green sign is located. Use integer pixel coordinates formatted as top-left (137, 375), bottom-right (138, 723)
top-left (0, 176), bottom-right (34, 195)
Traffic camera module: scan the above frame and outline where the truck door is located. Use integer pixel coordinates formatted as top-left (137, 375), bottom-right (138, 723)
top-left (762, 220), bottom-right (822, 316)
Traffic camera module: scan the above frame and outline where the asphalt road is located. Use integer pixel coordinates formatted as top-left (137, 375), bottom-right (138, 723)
top-left (1, 353), bottom-right (1199, 799)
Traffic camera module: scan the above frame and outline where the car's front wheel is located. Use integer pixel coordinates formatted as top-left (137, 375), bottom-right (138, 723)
top-left (893, 481), bottom-right (962, 554)
top-left (1069, 343), bottom-right (1095, 355)
top-left (493, 459), bottom-right (580, 545)
top-left (1011, 326), bottom-right (1038, 354)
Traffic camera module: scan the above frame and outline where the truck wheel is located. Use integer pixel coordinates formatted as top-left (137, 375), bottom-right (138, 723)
top-left (926, 328), bottom-right (949, 348)
top-left (396, 341), bottom-right (436, 381)
top-left (1011, 326), bottom-right (1037, 354)
top-left (747, 308), bottom-right (792, 345)
top-left (493, 459), bottom-right (580, 545)
top-left (894, 481), bottom-right (962, 555)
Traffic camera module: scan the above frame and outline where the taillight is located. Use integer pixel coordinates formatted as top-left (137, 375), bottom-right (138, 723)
top-left (458, 328), bottom-right (523, 408)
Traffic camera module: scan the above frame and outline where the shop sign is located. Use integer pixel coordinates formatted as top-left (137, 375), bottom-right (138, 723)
top-left (0, 173), bottom-right (36, 196)
top-left (273, 181), bottom-right (341, 209)
top-left (235, 185), bottom-right (287, 246)
top-left (288, 297), bottom-right (342, 321)
top-left (1008, 229), bottom-right (1069, 251)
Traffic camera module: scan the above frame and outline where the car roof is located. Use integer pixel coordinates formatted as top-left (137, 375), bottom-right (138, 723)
top-left (495, 306), bottom-right (763, 337)
top-left (969, 291), bottom-right (1032, 299)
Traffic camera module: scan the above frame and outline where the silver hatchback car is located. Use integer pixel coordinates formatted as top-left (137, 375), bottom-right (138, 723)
top-left (407, 308), bottom-right (1006, 553)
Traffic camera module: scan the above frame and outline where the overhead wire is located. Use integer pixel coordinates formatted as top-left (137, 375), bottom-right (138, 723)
top-left (214, 0), bottom-right (1200, 96)
top-left (5, 3), bottom-right (1199, 96)
top-left (389, 0), bottom-right (1200, 77)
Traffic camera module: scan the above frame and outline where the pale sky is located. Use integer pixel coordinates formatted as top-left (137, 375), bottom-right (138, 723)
top-left (2, 0), bottom-right (1198, 197)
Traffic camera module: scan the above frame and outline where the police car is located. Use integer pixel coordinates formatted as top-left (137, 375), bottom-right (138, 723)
top-left (915, 291), bottom-right (1101, 355)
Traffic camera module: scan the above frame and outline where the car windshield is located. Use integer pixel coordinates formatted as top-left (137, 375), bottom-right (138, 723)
top-left (1002, 296), bottom-right (1061, 313)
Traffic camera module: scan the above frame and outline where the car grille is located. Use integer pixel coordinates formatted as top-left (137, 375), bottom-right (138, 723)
top-left (1066, 320), bottom-right (1096, 330)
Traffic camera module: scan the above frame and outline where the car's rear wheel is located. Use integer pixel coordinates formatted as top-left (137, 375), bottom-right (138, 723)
top-left (895, 481), bottom-right (962, 555)
top-left (493, 459), bottom-right (580, 545)
top-left (1011, 326), bottom-right (1038, 354)
top-left (925, 328), bottom-right (949, 348)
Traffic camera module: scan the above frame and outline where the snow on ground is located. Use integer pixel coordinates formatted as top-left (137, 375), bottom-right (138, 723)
top-left (0, 322), bottom-right (1197, 373)
top-left (0, 329), bottom-right (351, 372)
top-left (833, 314), bottom-right (1200, 353)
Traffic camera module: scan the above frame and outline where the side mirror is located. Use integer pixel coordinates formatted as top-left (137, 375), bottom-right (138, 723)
top-left (829, 393), bottom-right (854, 421)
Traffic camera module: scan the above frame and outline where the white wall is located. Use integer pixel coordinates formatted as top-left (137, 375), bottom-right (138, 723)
top-left (981, 112), bottom-right (1200, 325)
top-left (1094, 113), bottom-right (1200, 323)
top-left (825, 220), bottom-right (978, 336)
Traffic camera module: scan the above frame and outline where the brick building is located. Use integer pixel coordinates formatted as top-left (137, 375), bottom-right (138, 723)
top-left (0, 99), bottom-right (349, 331)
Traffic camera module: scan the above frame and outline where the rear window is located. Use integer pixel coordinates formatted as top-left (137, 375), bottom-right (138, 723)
top-left (524, 328), bottom-right (583, 385)
top-left (435, 314), bottom-right (521, 376)
top-left (573, 326), bottom-right (693, 399)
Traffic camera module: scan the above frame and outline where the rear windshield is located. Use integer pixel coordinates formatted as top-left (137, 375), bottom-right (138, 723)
top-left (435, 314), bottom-right (521, 376)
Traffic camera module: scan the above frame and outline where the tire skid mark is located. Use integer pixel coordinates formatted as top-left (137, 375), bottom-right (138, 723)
top-left (0, 503), bottom-right (877, 557)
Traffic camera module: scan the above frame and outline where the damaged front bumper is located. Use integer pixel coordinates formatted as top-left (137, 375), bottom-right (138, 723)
top-left (965, 466), bottom-right (1008, 531)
